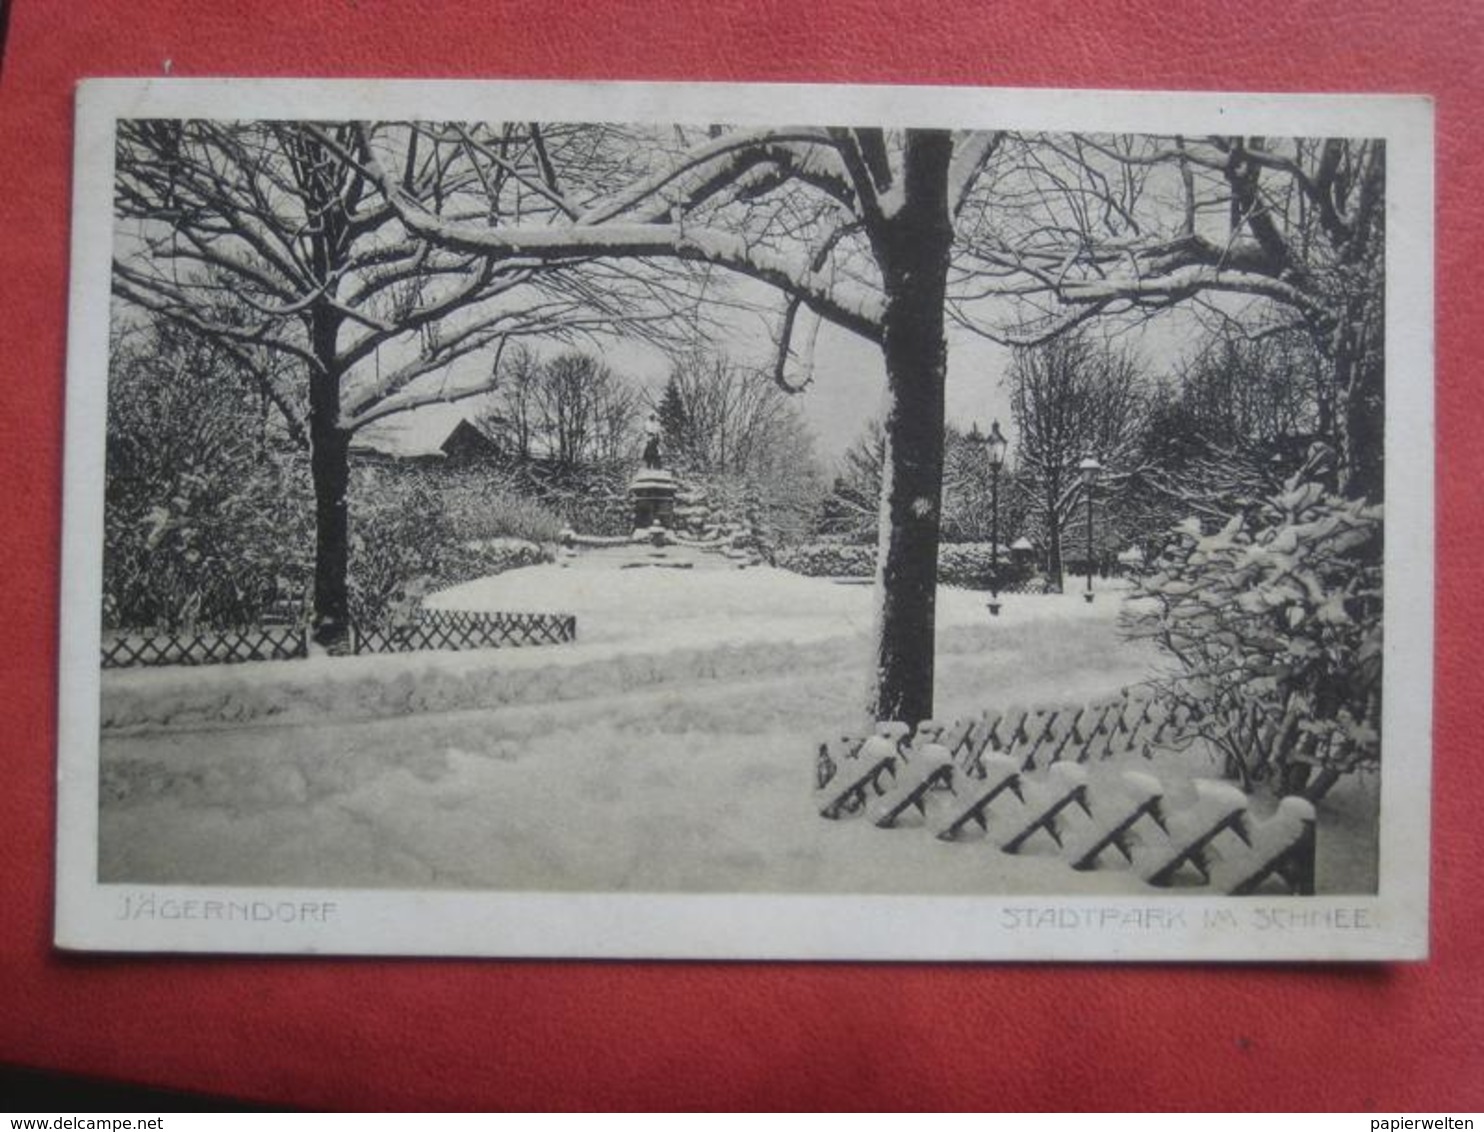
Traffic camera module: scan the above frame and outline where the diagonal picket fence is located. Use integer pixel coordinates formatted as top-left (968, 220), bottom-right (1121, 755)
top-left (814, 704), bottom-right (1315, 897)
top-left (963, 691), bottom-right (1203, 770)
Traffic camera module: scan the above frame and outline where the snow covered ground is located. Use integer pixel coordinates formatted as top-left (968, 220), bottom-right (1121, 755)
top-left (101, 561), bottom-right (1126, 731)
top-left (97, 562), bottom-right (1377, 895)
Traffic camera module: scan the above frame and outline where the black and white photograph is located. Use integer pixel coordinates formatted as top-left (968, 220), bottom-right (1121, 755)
top-left (54, 80), bottom-right (1433, 959)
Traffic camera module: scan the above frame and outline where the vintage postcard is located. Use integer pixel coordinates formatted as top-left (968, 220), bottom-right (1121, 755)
top-left (55, 79), bottom-right (1433, 959)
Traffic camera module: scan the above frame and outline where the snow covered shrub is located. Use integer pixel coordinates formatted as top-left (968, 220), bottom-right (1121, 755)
top-left (349, 468), bottom-right (555, 627)
top-left (938, 544), bottom-right (1036, 590)
top-left (775, 541), bottom-right (1034, 589)
top-left (508, 461), bottom-right (632, 538)
top-left (104, 327), bottom-right (313, 631)
top-left (553, 480), bottom-right (632, 538)
top-left (456, 538), bottom-right (550, 578)
top-left (361, 463), bottom-right (567, 546)
top-left (775, 542), bottom-right (876, 578)
top-left (349, 476), bottom-right (455, 627)
top-left (1123, 469), bottom-right (1382, 798)
top-left (451, 483), bottom-right (567, 546)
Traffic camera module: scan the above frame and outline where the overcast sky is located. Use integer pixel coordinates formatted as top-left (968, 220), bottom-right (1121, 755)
top-left (604, 294), bottom-right (1199, 465)
top-left (380, 288), bottom-right (1203, 470)
top-left (601, 281), bottom-right (1024, 464)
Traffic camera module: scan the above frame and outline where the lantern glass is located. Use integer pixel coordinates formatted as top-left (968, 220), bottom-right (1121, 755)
top-left (1078, 454), bottom-right (1101, 486)
top-left (987, 420), bottom-right (1008, 470)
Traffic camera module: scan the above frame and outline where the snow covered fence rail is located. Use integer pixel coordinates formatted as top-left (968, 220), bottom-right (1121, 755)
top-left (351, 609), bottom-right (576, 654)
top-left (815, 718), bottom-right (1316, 896)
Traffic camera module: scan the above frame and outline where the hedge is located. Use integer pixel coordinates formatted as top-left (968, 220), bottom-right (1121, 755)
top-left (775, 541), bottom-right (1036, 589)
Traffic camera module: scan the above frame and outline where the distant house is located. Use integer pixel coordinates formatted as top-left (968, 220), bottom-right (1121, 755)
top-left (351, 403), bottom-right (505, 467)
top-left (437, 418), bottom-right (503, 464)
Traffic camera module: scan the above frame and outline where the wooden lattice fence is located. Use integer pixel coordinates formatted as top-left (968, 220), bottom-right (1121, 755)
top-left (936, 691), bottom-right (1202, 772)
top-left (103, 610), bottom-right (577, 668)
top-left (993, 576), bottom-right (1061, 595)
top-left (101, 626), bottom-right (310, 669)
top-left (814, 706), bottom-right (1315, 896)
top-left (351, 609), bottom-right (577, 654)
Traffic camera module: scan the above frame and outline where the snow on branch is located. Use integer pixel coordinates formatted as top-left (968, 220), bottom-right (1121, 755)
top-left (373, 172), bottom-right (886, 342)
top-left (574, 127), bottom-right (852, 226)
top-left (948, 131), bottom-right (1003, 218)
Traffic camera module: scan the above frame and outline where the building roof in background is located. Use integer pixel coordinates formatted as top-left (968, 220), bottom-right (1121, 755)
top-left (351, 402), bottom-right (499, 460)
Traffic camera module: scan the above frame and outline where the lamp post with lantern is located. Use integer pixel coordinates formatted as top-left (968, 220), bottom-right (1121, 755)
top-left (985, 421), bottom-right (1008, 615)
top-left (1078, 454), bottom-right (1101, 603)
top-left (969, 420), bottom-right (1010, 616)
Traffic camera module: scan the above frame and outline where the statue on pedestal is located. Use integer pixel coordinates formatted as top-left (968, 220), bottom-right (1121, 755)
top-left (642, 411), bottom-right (662, 470)
top-left (630, 412), bottom-right (678, 531)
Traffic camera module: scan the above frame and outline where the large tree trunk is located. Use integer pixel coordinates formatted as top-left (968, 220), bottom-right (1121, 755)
top-left (308, 309), bottom-right (351, 649)
top-left (867, 131), bottom-right (955, 725)
top-left (309, 417), bottom-right (352, 649)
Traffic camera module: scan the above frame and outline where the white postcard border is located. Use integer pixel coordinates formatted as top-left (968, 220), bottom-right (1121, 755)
top-left (56, 79), bottom-right (1435, 961)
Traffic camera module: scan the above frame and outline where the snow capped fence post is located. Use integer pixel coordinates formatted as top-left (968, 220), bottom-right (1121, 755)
top-left (871, 721), bottom-right (958, 828)
top-left (938, 753), bottom-right (1024, 841)
top-left (999, 763), bottom-right (1092, 854)
top-left (1222, 797), bottom-right (1317, 896)
top-left (817, 723), bottom-right (909, 820)
top-left (1069, 772), bottom-right (1167, 871)
top-left (1142, 781), bottom-right (1252, 888)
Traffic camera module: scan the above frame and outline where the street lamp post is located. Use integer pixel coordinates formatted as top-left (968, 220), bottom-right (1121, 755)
top-left (968, 421), bottom-right (1011, 617)
top-left (1078, 455), bottom-right (1101, 603)
top-left (985, 421), bottom-right (1007, 616)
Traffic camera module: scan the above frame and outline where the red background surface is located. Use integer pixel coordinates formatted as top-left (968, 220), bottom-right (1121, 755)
top-left (1, 0), bottom-right (1480, 1112)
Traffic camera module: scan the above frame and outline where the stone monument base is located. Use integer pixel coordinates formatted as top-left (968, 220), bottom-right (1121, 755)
top-left (629, 468), bottom-right (678, 530)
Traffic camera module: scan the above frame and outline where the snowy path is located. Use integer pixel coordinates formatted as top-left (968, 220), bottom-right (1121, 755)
top-left (100, 569), bottom-right (1182, 895)
top-left (98, 623), bottom-right (1161, 894)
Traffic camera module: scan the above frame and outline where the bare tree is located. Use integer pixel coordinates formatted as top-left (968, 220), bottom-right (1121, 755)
top-left (112, 120), bottom-right (671, 645)
top-left (482, 346), bottom-right (641, 467)
top-left (1174, 331), bottom-right (1325, 452)
top-left (1104, 326), bottom-right (1329, 558)
top-left (823, 420), bottom-right (1031, 546)
top-left (951, 133), bottom-right (1384, 501)
top-left (940, 425), bottom-right (1033, 545)
top-left (657, 354), bottom-right (786, 473)
top-left (817, 420), bottom-right (888, 543)
top-left (481, 343), bottom-right (542, 462)
top-left (534, 351), bottom-right (640, 466)
top-left (587, 364), bottom-right (644, 466)
top-left (366, 121), bottom-right (1003, 722)
top-left (1009, 331), bottom-right (1146, 587)
top-left (649, 352), bottom-right (824, 541)
top-left (534, 352), bottom-right (598, 467)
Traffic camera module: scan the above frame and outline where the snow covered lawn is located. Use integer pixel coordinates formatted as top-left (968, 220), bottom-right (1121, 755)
top-left (97, 564), bottom-right (1375, 895)
top-left (101, 563), bottom-right (1125, 731)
